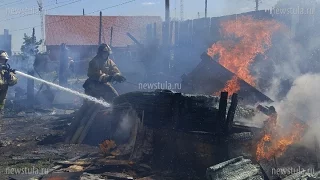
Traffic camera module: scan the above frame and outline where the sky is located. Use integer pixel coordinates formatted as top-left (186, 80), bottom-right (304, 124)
top-left (0, 0), bottom-right (279, 51)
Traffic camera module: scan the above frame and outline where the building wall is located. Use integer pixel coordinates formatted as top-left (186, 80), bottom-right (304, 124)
top-left (0, 29), bottom-right (12, 56)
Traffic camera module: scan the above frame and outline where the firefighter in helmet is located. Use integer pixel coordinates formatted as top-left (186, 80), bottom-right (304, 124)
top-left (83, 44), bottom-right (126, 103)
top-left (0, 51), bottom-right (18, 116)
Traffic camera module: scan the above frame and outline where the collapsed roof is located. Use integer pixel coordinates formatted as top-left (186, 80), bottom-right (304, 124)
top-left (181, 53), bottom-right (273, 105)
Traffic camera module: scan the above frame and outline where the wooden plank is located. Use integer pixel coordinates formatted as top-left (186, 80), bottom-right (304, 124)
top-left (174, 21), bottom-right (179, 46)
top-left (41, 172), bottom-right (83, 180)
top-left (96, 159), bottom-right (134, 166)
top-left (188, 20), bottom-right (193, 45)
top-left (259, 159), bottom-right (279, 180)
top-left (146, 24), bottom-right (152, 44)
top-left (178, 20), bottom-right (190, 45)
top-left (169, 21), bottom-right (174, 46)
top-left (65, 102), bottom-right (89, 143)
top-left (210, 17), bottom-right (222, 43)
top-left (224, 93), bottom-right (238, 134)
top-left (70, 104), bottom-right (98, 144)
top-left (162, 21), bottom-right (166, 46)
top-left (56, 159), bottom-right (92, 166)
top-left (29, 154), bottom-right (88, 179)
top-left (192, 18), bottom-right (211, 47)
top-left (76, 106), bottom-right (102, 144)
top-left (315, 136), bottom-right (320, 169)
top-left (153, 22), bottom-right (157, 40)
top-left (102, 172), bottom-right (133, 179)
top-left (217, 92), bottom-right (228, 133)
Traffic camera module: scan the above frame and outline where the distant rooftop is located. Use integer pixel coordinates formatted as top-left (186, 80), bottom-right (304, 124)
top-left (45, 15), bottom-right (162, 47)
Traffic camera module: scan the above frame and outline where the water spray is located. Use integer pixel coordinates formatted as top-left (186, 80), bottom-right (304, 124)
top-left (15, 71), bottom-right (111, 108)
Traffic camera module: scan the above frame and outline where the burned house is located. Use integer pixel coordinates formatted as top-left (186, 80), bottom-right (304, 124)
top-left (181, 53), bottom-right (273, 105)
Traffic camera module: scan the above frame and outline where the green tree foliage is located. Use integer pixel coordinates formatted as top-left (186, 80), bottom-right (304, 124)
top-left (20, 33), bottom-right (43, 59)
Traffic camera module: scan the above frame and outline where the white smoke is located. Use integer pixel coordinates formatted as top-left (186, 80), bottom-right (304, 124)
top-left (277, 74), bottom-right (320, 147)
top-left (251, 73), bottom-right (320, 149)
top-left (113, 108), bottom-right (138, 143)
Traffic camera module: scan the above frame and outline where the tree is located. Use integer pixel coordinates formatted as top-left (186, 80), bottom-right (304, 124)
top-left (20, 31), bottom-right (43, 60)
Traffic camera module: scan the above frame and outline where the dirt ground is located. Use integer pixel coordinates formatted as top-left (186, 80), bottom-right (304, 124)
top-left (0, 110), bottom-right (98, 180)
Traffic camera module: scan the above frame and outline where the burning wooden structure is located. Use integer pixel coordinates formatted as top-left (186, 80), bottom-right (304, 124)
top-left (64, 90), bottom-right (265, 178)
top-left (181, 52), bottom-right (273, 105)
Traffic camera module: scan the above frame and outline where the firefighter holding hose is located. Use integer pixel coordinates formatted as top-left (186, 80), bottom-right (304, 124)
top-left (83, 44), bottom-right (126, 103)
top-left (0, 51), bottom-right (18, 117)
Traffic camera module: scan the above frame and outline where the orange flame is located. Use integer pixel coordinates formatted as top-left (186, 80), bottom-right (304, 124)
top-left (214, 76), bottom-right (240, 96)
top-left (208, 16), bottom-right (281, 94)
top-left (99, 140), bottom-right (116, 156)
top-left (256, 118), bottom-right (306, 161)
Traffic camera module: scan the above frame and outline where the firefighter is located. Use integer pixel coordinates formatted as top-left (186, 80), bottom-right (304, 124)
top-left (0, 51), bottom-right (18, 116)
top-left (83, 44), bottom-right (126, 103)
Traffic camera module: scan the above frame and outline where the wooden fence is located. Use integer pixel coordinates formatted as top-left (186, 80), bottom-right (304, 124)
top-left (146, 10), bottom-right (273, 48)
top-left (142, 10), bottom-right (274, 75)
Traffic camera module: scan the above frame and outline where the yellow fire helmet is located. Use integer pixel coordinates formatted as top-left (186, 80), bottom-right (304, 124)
top-left (0, 51), bottom-right (9, 60)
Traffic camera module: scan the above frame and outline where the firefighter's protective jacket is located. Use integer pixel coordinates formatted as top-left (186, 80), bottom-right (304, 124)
top-left (0, 69), bottom-right (18, 109)
top-left (87, 56), bottom-right (121, 82)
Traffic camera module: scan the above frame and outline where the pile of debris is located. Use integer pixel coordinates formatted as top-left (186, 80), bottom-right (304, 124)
top-left (207, 156), bottom-right (320, 180)
top-left (3, 87), bottom-right (314, 180)
top-left (57, 90), bottom-right (266, 179)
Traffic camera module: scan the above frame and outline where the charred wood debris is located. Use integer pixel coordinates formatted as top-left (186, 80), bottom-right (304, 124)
top-left (1, 88), bottom-right (317, 180)
top-left (1, 54), bottom-right (319, 180)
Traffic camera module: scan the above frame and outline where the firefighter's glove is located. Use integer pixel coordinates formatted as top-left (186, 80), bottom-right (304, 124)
top-left (112, 74), bottom-right (126, 83)
top-left (100, 75), bottom-right (113, 83)
top-left (3, 71), bottom-right (10, 81)
top-left (0, 65), bottom-right (6, 70)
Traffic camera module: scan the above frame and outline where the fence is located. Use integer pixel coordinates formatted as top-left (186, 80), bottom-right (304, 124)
top-left (146, 10), bottom-right (273, 48)
top-left (142, 10), bottom-right (275, 76)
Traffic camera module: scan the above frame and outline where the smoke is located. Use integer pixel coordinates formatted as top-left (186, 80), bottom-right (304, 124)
top-left (256, 30), bottom-right (305, 100)
top-left (113, 108), bottom-right (139, 143)
top-left (252, 0), bottom-right (320, 101)
top-left (249, 1), bottom-right (320, 151)
top-left (269, 74), bottom-right (320, 148)
top-left (281, 74), bottom-right (320, 122)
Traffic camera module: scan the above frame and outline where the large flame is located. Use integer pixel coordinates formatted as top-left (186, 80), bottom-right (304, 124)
top-left (214, 76), bottom-right (240, 96)
top-left (256, 115), bottom-right (306, 161)
top-left (208, 16), bottom-right (281, 95)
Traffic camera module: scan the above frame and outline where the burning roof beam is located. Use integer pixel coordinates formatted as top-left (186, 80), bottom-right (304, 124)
top-left (181, 52), bottom-right (273, 105)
